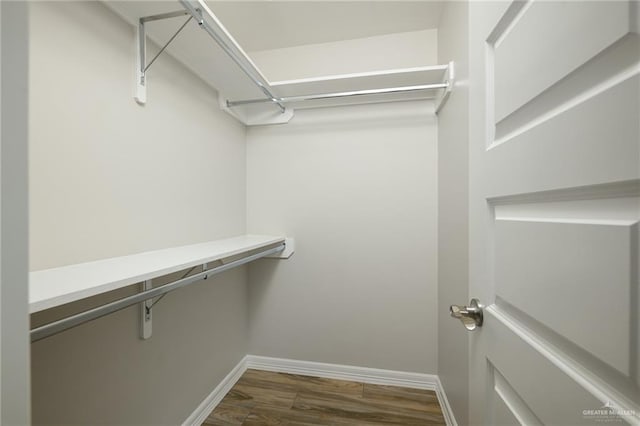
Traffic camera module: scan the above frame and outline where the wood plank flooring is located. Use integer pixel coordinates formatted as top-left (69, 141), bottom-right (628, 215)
top-left (202, 369), bottom-right (445, 425)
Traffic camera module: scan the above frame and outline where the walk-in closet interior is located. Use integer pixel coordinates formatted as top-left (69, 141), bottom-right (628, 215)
top-left (0, 0), bottom-right (638, 424)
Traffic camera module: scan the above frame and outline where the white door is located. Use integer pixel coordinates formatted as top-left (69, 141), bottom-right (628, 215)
top-left (467, 1), bottom-right (640, 424)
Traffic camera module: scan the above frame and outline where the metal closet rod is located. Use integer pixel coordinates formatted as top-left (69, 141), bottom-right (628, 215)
top-left (178, 0), bottom-right (286, 113)
top-left (30, 243), bottom-right (285, 342)
top-left (225, 82), bottom-right (449, 108)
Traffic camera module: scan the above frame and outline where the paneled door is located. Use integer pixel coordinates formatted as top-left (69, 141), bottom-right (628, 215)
top-left (468, 1), bottom-right (639, 424)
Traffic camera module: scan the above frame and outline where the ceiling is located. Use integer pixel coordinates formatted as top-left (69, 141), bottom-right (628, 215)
top-left (207, 1), bottom-right (444, 52)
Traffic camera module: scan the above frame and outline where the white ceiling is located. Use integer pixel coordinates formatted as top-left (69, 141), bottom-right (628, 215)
top-left (207, 1), bottom-right (444, 52)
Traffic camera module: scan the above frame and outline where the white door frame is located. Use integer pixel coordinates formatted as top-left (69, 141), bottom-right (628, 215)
top-left (1, 1), bottom-right (31, 424)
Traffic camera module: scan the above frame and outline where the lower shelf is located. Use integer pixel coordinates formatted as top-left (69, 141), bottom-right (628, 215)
top-left (29, 234), bottom-right (292, 313)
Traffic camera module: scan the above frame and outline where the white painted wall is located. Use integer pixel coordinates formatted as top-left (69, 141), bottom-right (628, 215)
top-left (249, 29), bottom-right (438, 82)
top-left (29, 1), bottom-right (442, 422)
top-left (29, 2), bottom-right (248, 424)
top-left (1, 2), bottom-right (31, 424)
top-left (437, 1), bottom-right (470, 425)
top-left (29, 3), bottom-right (246, 270)
top-left (246, 101), bottom-right (439, 373)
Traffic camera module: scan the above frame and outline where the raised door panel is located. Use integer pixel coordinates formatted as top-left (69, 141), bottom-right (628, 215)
top-left (490, 367), bottom-right (543, 426)
top-left (494, 1), bottom-right (630, 122)
top-left (494, 215), bottom-right (636, 376)
top-left (486, 72), bottom-right (639, 198)
top-left (487, 312), bottom-right (612, 425)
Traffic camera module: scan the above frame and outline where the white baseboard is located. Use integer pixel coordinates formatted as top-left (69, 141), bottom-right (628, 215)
top-left (184, 354), bottom-right (457, 426)
top-left (245, 355), bottom-right (438, 390)
top-left (245, 355), bottom-right (457, 425)
top-left (435, 376), bottom-right (458, 426)
top-left (182, 355), bottom-right (248, 426)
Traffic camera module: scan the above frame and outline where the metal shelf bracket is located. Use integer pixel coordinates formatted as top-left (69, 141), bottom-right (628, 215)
top-left (135, 10), bottom-right (197, 104)
top-left (140, 280), bottom-right (153, 339)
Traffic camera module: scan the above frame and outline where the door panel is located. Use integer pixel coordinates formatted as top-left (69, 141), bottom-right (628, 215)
top-left (487, 312), bottom-right (606, 425)
top-left (494, 1), bottom-right (631, 121)
top-left (491, 395), bottom-right (522, 426)
top-left (495, 218), bottom-right (635, 376)
top-left (487, 73), bottom-right (639, 197)
top-left (494, 34), bottom-right (640, 147)
top-left (469, 1), bottom-right (640, 424)
top-left (491, 367), bottom-right (543, 426)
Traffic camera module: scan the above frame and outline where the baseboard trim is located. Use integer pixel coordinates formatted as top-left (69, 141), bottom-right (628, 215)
top-left (246, 355), bottom-right (457, 426)
top-left (246, 355), bottom-right (437, 390)
top-left (182, 355), bottom-right (248, 426)
top-left (184, 354), bottom-right (457, 426)
top-left (435, 376), bottom-right (458, 426)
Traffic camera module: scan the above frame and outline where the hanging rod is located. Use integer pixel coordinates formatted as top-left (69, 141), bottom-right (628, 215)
top-left (226, 83), bottom-right (449, 108)
top-left (31, 243), bottom-right (285, 342)
top-left (178, 0), bottom-right (286, 113)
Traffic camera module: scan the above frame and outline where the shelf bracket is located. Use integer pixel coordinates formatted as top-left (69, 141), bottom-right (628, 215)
top-left (140, 280), bottom-right (153, 340)
top-left (435, 61), bottom-right (455, 115)
top-left (135, 9), bottom-right (197, 104)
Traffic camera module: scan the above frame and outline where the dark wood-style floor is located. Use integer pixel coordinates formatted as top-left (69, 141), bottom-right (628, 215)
top-left (202, 369), bottom-right (445, 425)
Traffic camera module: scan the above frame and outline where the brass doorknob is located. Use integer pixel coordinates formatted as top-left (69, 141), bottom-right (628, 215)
top-left (450, 298), bottom-right (483, 331)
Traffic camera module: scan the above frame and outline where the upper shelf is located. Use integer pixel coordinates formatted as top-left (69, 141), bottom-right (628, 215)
top-left (105, 1), bottom-right (269, 101)
top-left (267, 65), bottom-right (450, 110)
top-left (270, 65), bottom-right (448, 98)
top-left (103, 0), bottom-right (454, 125)
top-left (30, 235), bottom-right (288, 313)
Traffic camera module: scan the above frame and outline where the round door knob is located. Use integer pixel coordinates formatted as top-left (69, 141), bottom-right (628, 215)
top-left (449, 298), bottom-right (483, 331)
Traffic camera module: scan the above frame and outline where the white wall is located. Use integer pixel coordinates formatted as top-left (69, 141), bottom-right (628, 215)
top-left (29, 2), bottom-right (246, 270)
top-left (437, 1), bottom-right (470, 425)
top-left (246, 101), bottom-right (439, 373)
top-left (249, 29), bottom-right (438, 82)
top-left (29, 1), bottom-right (443, 422)
top-left (29, 2), bottom-right (248, 423)
top-left (1, 2), bottom-right (31, 424)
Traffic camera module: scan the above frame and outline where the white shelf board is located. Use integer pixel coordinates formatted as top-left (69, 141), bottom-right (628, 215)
top-left (30, 235), bottom-right (285, 313)
top-left (269, 65), bottom-right (448, 98)
top-left (104, 1), bottom-right (268, 101)
top-left (222, 65), bottom-right (448, 120)
top-left (102, 1), bottom-right (452, 124)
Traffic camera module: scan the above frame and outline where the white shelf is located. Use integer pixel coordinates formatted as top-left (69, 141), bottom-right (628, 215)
top-left (271, 65), bottom-right (448, 98)
top-left (103, 1), bottom-right (454, 125)
top-left (29, 235), bottom-right (286, 313)
top-left (104, 1), bottom-right (269, 102)
top-left (221, 64), bottom-right (451, 121)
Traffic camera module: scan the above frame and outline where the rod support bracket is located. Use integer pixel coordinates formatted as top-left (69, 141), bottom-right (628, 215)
top-left (435, 61), bottom-right (455, 115)
top-left (193, 7), bottom-right (204, 25)
top-left (140, 280), bottom-right (153, 340)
